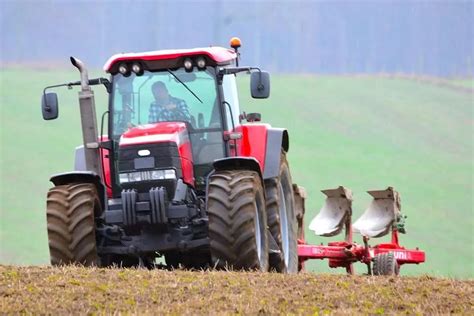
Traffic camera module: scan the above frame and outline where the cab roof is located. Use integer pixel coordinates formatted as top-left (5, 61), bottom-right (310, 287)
top-left (103, 46), bottom-right (237, 72)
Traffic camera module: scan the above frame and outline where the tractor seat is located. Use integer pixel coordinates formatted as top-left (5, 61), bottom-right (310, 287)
top-left (309, 186), bottom-right (353, 237)
top-left (352, 187), bottom-right (401, 238)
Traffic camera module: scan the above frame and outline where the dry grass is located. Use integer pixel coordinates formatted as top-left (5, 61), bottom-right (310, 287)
top-left (1, 265), bottom-right (473, 315)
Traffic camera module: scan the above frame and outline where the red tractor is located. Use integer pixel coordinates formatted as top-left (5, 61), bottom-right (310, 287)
top-left (41, 38), bottom-right (304, 272)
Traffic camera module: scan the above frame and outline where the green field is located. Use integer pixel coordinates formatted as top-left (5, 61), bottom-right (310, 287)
top-left (451, 78), bottom-right (474, 89)
top-left (0, 68), bottom-right (472, 278)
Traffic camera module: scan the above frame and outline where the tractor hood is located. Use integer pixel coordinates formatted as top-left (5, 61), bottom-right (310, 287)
top-left (119, 122), bottom-right (189, 147)
top-left (118, 122), bottom-right (194, 186)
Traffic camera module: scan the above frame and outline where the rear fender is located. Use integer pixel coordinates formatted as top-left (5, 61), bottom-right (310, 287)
top-left (208, 157), bottom-right (264, 211)
top-left (50, 171), bottom-right (106, 210)
top-left (263, 128), bottom-right (289, 179)
top-left (234, 125), bottom-right (289, 180)
top-left (213, 157), bottom-right (263, 180)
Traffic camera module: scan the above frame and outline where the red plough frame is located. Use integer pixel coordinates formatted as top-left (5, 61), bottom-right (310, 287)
top-left (297, 187), bottom-right (425, 275)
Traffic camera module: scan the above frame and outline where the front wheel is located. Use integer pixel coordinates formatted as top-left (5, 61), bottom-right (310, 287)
top-left (46, 183), bottom-right (101, 266)
top-left (207, 170), bottom-right (269, 271)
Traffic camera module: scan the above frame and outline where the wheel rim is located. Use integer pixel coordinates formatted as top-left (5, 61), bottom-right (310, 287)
top-left (278, 183), bottom-right (290, 268)
top-left (254, 202), bottom-right (263, 264)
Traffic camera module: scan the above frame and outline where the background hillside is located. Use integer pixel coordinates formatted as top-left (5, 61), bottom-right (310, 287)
top-left (0, 68), bottom-right (472, 277)
top-left (1, 1), bottom-right (472, 76)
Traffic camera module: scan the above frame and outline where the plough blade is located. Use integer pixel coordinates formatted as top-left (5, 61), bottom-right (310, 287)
top-left (299, 186), bottom-right (425, 275)
top-left (308, 186), bottom-right (352, 237)
top-left (353, 187), bottom-right (401, 238)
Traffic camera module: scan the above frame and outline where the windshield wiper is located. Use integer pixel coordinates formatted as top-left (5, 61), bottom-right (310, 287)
top-left (167, 69), bottom-right (203, 104)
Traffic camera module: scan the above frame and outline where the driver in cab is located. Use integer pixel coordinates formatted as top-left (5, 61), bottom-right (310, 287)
top-left (148, 81), bottom-right (191, 123)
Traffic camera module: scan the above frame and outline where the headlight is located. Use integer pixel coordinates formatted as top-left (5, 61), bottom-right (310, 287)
top-left (151, 170), bottom-right (165, 180)
top-left (196, 56), bottom-right (206, 69)
top-left (183, 58), bottom-right (193, 71)
top-left (164, 169), bottom-right (176, 179)
top-left (119, 169), bottom-right (176, 183)
top-left (131, 62), bottom-right (143, 75)
top-left (118, 63), bottom-right (130, 77)
top-left (119, 173), bottom-right (129, 183)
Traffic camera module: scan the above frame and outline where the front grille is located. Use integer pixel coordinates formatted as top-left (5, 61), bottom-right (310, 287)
top-left (118, 142), bottom-right (182, 174)
top-left (118, 142), bottom-right (182, 198)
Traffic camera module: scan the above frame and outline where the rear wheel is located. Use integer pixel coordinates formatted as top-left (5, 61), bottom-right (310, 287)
top-left (46, 183), bottom-right (101, 266)
top-left (265, 153), bottom-right (298, 273)
top-left (207, 170), bottom-right (269, 271)
top-left (373, 252), bottom-right (400, 276)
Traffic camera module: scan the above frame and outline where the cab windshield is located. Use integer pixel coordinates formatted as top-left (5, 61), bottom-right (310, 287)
top-left (110, 66), bottom-right (225, 185)
top-left (111, 67), bottom-right (220, 138)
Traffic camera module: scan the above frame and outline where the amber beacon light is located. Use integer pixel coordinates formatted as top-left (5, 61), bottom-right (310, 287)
top-left (230, 37), bottom-right (242, 50)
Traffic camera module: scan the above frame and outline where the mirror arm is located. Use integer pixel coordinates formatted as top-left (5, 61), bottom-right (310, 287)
top-left (42, 83), bottom-right (75, 112)
top-left (43, 78), bottom-right (111, 97)
top-left (218, 66), bottom-right (260, 76)
top-left (218, 67), bottom-right (265, 87)
top-left (217, 66), bottom-right (261, 85)
top-left (89, 77), bottom-right (112, 93)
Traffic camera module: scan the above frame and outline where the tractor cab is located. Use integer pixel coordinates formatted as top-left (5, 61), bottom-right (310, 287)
top-left (103, 43), bottom-right (270, 196)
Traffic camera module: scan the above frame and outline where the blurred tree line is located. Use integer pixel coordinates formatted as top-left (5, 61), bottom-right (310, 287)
top-left (1, 0), bottom-right (472, 76)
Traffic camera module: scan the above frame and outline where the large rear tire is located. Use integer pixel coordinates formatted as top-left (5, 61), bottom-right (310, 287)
top-left (46, 183), bottom-right (101, 266)
top-left (265, 153), bottom-right (299, 273)
top-left (207, 170), bottom-right (269, 271)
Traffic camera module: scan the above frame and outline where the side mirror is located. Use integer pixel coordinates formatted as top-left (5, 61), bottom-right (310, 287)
top-left (41, 92), bottom-right (59, 120)
top-left (250, 71), bottom-right (270, 99)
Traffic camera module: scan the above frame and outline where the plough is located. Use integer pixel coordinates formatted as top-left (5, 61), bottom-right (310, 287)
top-left (297, 186), bottom-right (425, 275)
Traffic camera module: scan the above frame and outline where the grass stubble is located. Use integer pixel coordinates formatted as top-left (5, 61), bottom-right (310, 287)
top-left (1, 265), bottom-right (473, 315)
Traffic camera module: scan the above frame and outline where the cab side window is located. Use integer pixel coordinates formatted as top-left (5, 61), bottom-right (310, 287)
top-left (222, 74), bottom-right (240, 131)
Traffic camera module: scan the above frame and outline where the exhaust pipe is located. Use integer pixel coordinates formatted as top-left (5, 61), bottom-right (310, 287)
top-left (70, 57), bottom-right (90, 91)
top-left (70, 56), bottom-right (103, 178)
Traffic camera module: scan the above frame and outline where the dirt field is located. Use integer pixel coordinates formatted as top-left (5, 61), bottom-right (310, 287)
top-left (1, 265), bottom-right (472, 314)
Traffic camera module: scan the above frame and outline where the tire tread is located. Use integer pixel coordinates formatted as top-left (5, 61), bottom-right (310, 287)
top-left (208, 170), bottom-right (268, 270)
top-left (46, 183), bottom-right (99, 266)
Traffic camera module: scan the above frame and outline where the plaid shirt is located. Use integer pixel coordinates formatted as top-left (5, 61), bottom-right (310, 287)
top-left (148, 97), bottom-right (191, 123)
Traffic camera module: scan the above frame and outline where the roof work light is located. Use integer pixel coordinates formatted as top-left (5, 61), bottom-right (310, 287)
top-left (118, 63), bottom-right (130, 77)
top-left (183, 58), bottom-right (193, 71)
top-left (196, 56), bottom-right (206, 69)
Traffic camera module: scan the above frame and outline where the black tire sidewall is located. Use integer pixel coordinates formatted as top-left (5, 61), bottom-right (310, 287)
top-left (207, 170), bottom-right (269, 271)
top-left (254, 176), bottom-right (270, 271)
top-left (279, 158), bottom-right (299, 273)
top-left (266, 153), bottom-right (299, 273)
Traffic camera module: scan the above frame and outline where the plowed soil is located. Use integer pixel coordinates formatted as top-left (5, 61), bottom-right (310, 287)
top-left (1, 265), bottom-right (472, 314)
